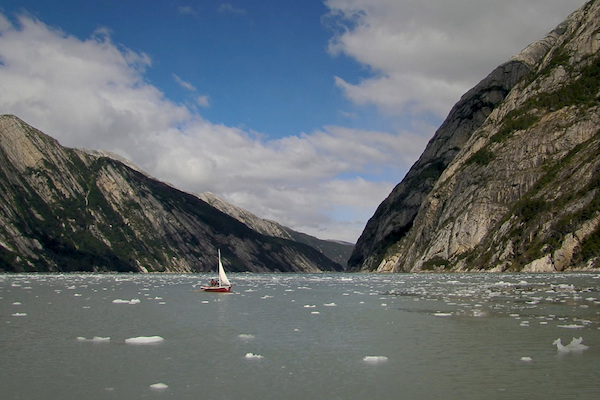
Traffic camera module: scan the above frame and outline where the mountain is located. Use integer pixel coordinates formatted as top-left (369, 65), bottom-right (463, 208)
top-left (0, 114), bottom-right (344, 273)
top-left (349, 0), bottom-right (600, 272)
top-left (197, 192), bottom-right (354, 267)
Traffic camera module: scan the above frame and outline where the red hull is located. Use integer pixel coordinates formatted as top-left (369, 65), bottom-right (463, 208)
top-left (200, 286), bottom-right (232, 293)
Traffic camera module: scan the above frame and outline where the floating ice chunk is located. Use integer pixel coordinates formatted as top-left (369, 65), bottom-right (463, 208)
top-left (303, 305), bottom-right (316, 308)
top-left (77, 336), bottom-right (110, 343)
top-left (323, 303), bottom-right (337, 307)
top-left (311, 311), bottom-right (320, 314)
top-left (125, 336), bottom-right (164, 345)
top-left (557, 324), bottom-right (585, 329)
top-left (149, 383), bottom-right (168, 390)
top-left (553, 337), bottom-right (589, 353)
top-left (363, 356), bottom-right (388, 364)
top-left (12, 302), bottom-right (21, 305)
top-left (112, 298), bottom-right (140, 305)
top-left (11, 312), bottom-right (27, 317)
top-left (433, 312), bottom-right (452, 317)
top-left (520, 357), bottom-right (533, 362)
top-left (238, 334), bottom-right (255, 340)
top-left (245, 353), bottom-right (264, 359)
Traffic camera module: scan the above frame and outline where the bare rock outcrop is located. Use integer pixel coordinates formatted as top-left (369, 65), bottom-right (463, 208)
top-left (350, 0), bottom-right (600, 272)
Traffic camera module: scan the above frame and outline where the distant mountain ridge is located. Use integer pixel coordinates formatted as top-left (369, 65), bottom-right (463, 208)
top-left (0, 114), bottom-right (345, 273)
top-left (197, 192), bottom-right (354, 267)
top-left (349, 0), bottom-right (600, 272)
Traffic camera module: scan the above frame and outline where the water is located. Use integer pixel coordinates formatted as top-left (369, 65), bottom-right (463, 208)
top-left (1, 273), bottom-right (599, 400)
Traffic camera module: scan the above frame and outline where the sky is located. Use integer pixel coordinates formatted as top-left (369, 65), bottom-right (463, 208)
top-left (0, 0), bottom-right (587, 243)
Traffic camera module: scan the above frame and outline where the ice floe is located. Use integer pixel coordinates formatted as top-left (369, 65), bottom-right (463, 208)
top-left (553, 337), bottom-right (589, 353)
top-left (363, 356), bottom-right (388, 364)
top-left (112, 298), bottom-right (140, 305)
top-left (125, 336), bottom-right (164, 345)
top-left (238, 334), bottom-right (255, 340)
top-left (149, 383), bottom-right (169, 390)
top-left (520, 357), bottom-right (533, 362)
top-left (245, 353), bottom-right (264, 359)
top-left (77, 336), bottom-right (110, 343)
top-left (11, 312), bottom-right (27, 317)
top-left (433, 312), bottom-right (452, 317)
top-left (557, 324), bottom-right (585, 329)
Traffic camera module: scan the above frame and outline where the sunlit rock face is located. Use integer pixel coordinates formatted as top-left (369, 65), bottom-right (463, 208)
top-left (350, 0), bottom-right (600, 272)
top-left (0, 115), bottom-right (345, 273)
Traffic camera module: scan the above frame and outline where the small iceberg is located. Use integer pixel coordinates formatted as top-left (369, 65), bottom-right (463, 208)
top-left (238, 334), bottom-right (256, 340)
top-left (112, 298), bottom-right (140, 305)
top-left (77, 336), bottom-right (110, 343)
top-left (11, 312), bottom-right (27, 317)
top-left (125, 336), bottom-right (164, 345)
top-left (557, 324), bottom-right (585, 329)
top-left (520, 356), bottom-right (533, 362)
top-left (433, 312), bottom-right (452, 317)
top-left (149, 383), bottom-right (168, 390)
top-left (245, 353), bottom-right (264, 359)
top-left (553, 337), bottom-right (589, 353)
top-left (362, 356), bottom-right (388, 364)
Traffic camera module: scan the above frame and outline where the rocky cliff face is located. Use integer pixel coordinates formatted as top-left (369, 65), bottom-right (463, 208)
top-left (0, 115), bottom-right (344, 273)
top-left (350, 0), bottom-right (600, 272)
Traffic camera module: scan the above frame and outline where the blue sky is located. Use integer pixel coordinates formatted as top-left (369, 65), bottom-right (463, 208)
top-left (0, 0), bottom-right (586, 242)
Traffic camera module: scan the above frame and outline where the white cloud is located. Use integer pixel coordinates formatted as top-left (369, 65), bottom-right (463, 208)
top-left (177, 6), bottom-right (198, 16)
top-left (0, 12), bottom-right (416, 243)
top-left (0, 1), bottom-right (585, 244)
top-left (173, 74), bottom-right (197, 91)
top-left (325, 0), bottom-right (586, 117)
top-left (196, 95), bottom-right (210, 108)
top-left (218, 4), bottom-right (247, 15)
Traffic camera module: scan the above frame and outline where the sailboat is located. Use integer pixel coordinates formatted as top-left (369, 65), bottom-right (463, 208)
top-left (200, 249), bottom-right (232, 292)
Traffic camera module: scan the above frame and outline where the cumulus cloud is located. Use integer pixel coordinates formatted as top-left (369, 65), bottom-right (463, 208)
top-left (325, 0), bottom-right (586, 117)
top-left (0, 12), bottom-right (415, 242)
top-left (0, 1), bottom-right (583, 243)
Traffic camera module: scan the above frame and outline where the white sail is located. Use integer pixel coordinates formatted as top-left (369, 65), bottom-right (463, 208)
top-left (217, 249), bottom-right (231, 287)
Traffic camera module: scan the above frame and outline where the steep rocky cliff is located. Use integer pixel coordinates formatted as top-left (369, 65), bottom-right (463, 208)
top-left (0, 115), bottom-right (344, 273)
top-left (350, 0), bottom-right (600, 272)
